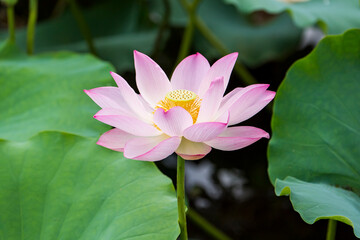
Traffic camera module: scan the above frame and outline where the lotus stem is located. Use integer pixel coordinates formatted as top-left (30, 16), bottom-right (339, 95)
top-left (177, 155), bottom-right (188, 240)
top-left (7, 5), bottom-right (16, 43)
top-left (27, 0), bottom-right (38, 55)
top-left (176, 0), bottom-right (201, 65)
top-left (67, 0), bottom-right (97, 56)
top-left (193, 16), bottom-right (257, 85)
top-left (326, 219), bottom-right (337, 240)
top-left (178, 0), bottom-right (257, 86)
top-left (152, 0), bottom-right (170, 58)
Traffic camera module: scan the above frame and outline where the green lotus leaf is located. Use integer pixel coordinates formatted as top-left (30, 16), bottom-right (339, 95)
top-left (268, 29), bottom-right (360, 238)
top-left (0, 131), bottom-right (179, 239)
top-left (0, 43), bottom-right (114, 141)
top-left (276, 177), bottom-right (360, 236)
top-left (225, 0), bottom-right (360, 34)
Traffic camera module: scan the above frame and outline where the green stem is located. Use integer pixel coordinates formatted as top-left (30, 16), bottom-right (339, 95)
top-left (27, 0), bottom-right (38, 55)
top-left (176, 0), bottom-right (201, 65)
top-left (177, 155), bottom-right (188, 240)
top-left (176, 12), bottom-right (194, 64)
top-left (7, 5), bottom-right (16, 43)
top-left (179, 0), bottom-right (257, 86)
top-left (152, 0), bottom-right (170, 58)
top-left (194, 16), bottom-right (256, 85)
top-left (326, 219), bottom-right (337, 240)
top-left (187, 208), bottom-right (233, 240)
top-left (67, 0), bottom-right (97, 56)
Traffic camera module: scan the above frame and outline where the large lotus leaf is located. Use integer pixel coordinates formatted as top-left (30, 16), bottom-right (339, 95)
top-left (225, 0), bottom-right (360, 34)
top-left (0, 43), bottom-right (114, 141)
top-left (0, 0), bottom-right (158, 72)
top-left (268, 29), bottom-right (360, 237)
top-left (0, 131), bottom-right (179, 239)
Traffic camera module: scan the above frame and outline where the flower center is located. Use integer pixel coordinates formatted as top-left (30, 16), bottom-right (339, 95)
top-left (155, 89), bottom-right (201, 123)
top-left (166, 89), bottom-right (197, 102)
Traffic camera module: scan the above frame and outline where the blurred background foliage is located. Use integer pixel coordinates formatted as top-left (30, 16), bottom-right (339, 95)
top-left (0, 0), bottom-right (305, 70)
top-left (0, 0), bottom-right (359, 239)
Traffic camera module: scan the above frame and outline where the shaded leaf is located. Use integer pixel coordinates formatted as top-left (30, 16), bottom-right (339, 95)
top-left (155, 0), bottom-right (301, 66)
top-left (225, 0), bottom-right (360, 34)
top-left (194, 0), bottom-right (302, 66)
top-left (0, 0), bottom-right (17, 6)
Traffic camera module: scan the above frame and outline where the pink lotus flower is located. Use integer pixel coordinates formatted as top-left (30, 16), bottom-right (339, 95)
top-left (85, 51), bottom-right (275, 161)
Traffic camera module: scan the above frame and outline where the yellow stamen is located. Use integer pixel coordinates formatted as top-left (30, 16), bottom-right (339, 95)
top-left (155, 89), bottom-right (201, 123)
